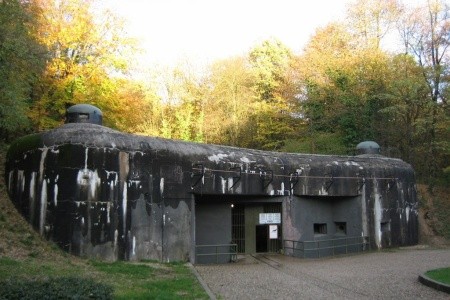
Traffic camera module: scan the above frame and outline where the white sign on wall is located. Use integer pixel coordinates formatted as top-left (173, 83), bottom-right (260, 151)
top-left (269, 225), bottom-right (278, 239)
top-left (259, 213), bottom-right (281, 224)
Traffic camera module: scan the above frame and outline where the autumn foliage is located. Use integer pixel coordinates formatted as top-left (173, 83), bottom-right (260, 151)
top-left (0, 0), bottom-right (449, 185)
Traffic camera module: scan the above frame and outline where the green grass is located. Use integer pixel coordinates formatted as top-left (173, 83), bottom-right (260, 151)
top-left (426, 267), bottom-right (450, 285)
top-left (92, 260), bottom-right (209, 299)
top-left (95, 261), bottom-right (208, 299)
top-left (0, 257), bottom-right (209, 299)
top-left (89, 260), bottom-right (156, 279)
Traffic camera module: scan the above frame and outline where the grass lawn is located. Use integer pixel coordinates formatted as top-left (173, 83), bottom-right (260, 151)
top-left (0, 256), bottom-right (209, 299)
top-left (426, 267), bottom-right (450, 285)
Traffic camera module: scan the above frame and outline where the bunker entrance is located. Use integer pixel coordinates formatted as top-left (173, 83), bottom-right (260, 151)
top-left (195, 195), bottom-right (282, 263)
top-left (255, 225), bottom-right (268, 252)
top-left (232, 202), bottom-right (282, 254)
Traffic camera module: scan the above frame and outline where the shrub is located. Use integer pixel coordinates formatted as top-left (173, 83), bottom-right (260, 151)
top-left (0, 276), bottom-right (113, 299)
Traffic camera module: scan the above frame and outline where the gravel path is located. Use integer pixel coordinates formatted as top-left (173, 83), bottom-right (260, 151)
top-left (194, 247), bottom-right (450, 299)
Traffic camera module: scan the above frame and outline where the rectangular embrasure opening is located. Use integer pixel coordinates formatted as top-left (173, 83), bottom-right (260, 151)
top-left (335, 222), bottom-right (347, 235)
top-left (381, 221), bottom-right (391, 232)
top-left (314, 223), bottom-right (327, 235)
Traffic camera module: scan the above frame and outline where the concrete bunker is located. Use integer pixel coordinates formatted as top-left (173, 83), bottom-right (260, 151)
top-left (5, 105), bottom-right (419, 264)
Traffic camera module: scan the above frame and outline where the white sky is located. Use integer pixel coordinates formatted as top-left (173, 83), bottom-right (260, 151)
top-left (105, 0), bottom-right (355, 68)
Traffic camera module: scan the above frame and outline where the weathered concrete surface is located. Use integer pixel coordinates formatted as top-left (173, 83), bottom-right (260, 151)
top-left (194, 248), bottom-right (450, 299)
top-left (5, 122), bottom-right (419, 262)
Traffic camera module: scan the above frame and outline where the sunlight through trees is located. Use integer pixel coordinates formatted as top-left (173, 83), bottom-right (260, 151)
top-left (1, 0), bottom-right (449, 185)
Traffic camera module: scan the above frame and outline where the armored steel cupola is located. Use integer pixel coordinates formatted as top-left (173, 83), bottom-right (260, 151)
top-left (356, 141), bottom-right (381, 155)
top-left (65, 104), bottom-right (103, 125)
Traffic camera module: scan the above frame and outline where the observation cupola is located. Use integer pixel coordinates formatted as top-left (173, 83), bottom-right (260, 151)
top-left (65, 104), bottom-right (103, 125)
top-left (356, 141), bottom-right (381, 155)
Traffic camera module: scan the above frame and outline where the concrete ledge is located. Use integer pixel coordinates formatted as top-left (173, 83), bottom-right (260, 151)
top-left (418, 273), bottom-right (450, 294)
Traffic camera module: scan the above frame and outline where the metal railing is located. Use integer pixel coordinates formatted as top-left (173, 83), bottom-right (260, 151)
top-left (284, 236), bottom-right (370, 259)
top-left (195, 243), bottom-right (238, 264)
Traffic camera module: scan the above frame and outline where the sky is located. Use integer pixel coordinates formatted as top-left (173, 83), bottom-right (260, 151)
top-left (104, 0), bottom-right (354, 68)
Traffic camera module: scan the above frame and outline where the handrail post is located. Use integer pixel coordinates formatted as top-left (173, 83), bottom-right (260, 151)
top-left (317, 241), bottom-right (319, 258)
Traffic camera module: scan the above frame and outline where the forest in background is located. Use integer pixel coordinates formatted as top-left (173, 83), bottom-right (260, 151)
top-left (0, 0), bottom-right (449, 186)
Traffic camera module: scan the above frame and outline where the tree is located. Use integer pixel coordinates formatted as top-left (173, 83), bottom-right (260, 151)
top-left (297, 23), bottom-right (392, 153)
top-left (379, 54), bottom-right (431, 164)
top-left (29, 0), bottom-right (138, 130)
top-left (397, 0), bottom-right (450, 183)
top-left (248, 38), bottom-right (299, 150)
top-left (202, 56), bottom-right (256, 147)
top-left (398, 0), bottom-right (449, 104)
top-left (296, 23), bottom-right (355, 139)
top-left (347, 0), bottom-right (401, 49)
top-left (0, 0), bottom-right (45, 140)
top-left (105, 79), bottom-right (161, 133)
top-left (152, 63), bottom-right (206, 142)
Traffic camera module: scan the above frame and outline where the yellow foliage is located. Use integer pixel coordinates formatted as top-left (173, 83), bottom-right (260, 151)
top-left (28, 0), bottom-right (140, 131)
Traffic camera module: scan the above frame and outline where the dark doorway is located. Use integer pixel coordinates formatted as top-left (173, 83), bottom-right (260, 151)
top-left (256, 225), bottom-right (268, 253)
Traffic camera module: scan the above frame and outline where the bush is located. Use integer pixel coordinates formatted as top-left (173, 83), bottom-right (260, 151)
top-left (0, 276), bottom-right (113, 299)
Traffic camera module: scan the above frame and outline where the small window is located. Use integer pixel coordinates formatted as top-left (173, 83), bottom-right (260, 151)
top-left (78, 113), bottom-right (89, 120)
top-left (335, 222), bottom-right (347, 235)
top-left (381, 221), bottom-right (391, 232)
top-left (314, 223), bottom-right (327, 235)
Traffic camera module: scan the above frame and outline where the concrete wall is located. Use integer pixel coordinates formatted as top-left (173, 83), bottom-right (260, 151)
top-left (284, 196), bottom-right (367, 257)
top-left (195, 201), bottom-right (232, 264)
top-left (5, 123), bottom-right (419, 262)
top-left (283, 196), bottom-right (362, 257)
top-left (5, 139), bottom-right (192, 262)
